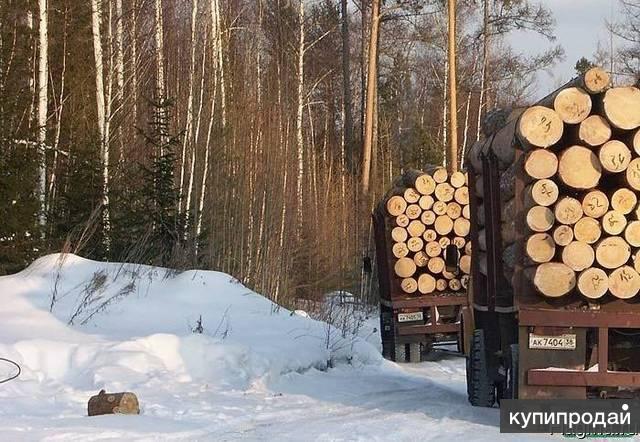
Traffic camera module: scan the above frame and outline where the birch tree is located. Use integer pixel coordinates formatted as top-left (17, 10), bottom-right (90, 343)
top-left (36, 0), bottom-right (48, 230)
top-left (91, 0), bottom-right (110, 244)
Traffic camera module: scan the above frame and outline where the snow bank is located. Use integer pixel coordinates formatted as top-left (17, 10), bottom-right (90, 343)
top-left (0, 254), bottom-right (381, 404)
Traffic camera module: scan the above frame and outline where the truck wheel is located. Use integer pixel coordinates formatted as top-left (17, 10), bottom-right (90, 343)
top-left (505, 344), bottom-right (519, 400)
top-left (467, 329), bottom-right (496, 407)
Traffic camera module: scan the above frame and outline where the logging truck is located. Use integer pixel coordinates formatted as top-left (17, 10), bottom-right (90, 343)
top-left (464, 66), bottom-right (640, 404)
top-left (373, 168), bottom-right (470, 362)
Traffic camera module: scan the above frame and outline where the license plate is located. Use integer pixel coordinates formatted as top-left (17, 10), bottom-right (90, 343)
top-left (398, 312), bottom-right (423, 323)
top-left (529, 333), bottom-right (576, 350)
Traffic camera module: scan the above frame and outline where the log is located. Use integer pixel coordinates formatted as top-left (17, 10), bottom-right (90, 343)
top-left (595, 236), bottom-right (632, 269)
top-left (386, 195), bottom-right (407, 216)
top-left (526, 233), bottom-right (556, 264)
top-left (553, 225), bottom-right (574, 246)
top-left (453, 217), bottom-right (471, 237)
top-left (391, 226), bottom-right (408, 243)
top-left (403, 187), bottom-right (421, 203)
top-left (580, 66), bottom-right (611, 94)
top-left (452, 236), bottom-right (466, 249)
top-left (449, 279), bottom-right (462, 291)
top-left (438, 237), bottom-right (451, 249)
top-left (611, 188), bottom-right (637, 215)
top-left (524, 179), bottom-right (559, 207)
top-left (394, 257), bottom-right (417, 278)
top-left (432, 201), bottom-right (448, 215)
top-left (442, 270), bottom-right (456, 280)
top-left (401, 277), bottom-right (418, 294)
top-left (626, 158), bottom-right (640, 191)
top-left (577, 115), bottom-right (611, 147)
top-left (423, 229), bottom-right (437, 242)
top-left (624, 221), bottom-right (640, 247)
top-left (562, 241), bottom-right (595, 272)
top-left (434, 183), bottom-right (455, 202)
top-left (502, 220), bottom-right (516, 244)
top-left (407, 237), bottom-right (424, 253)
top-left (502, 198), bottom-right (516, 221)
top-left (465, 241), bottom-right (472, 256)
top-left (403, 169), bottom-right (436, 195)
top-left (526, 262), bottom-right (576, 298)
top-left (554, 197), bottom-right (584, 225)
top-left (517, 106), bottom-right (564, 149)
top-left (88, 390), bottom-right (140, 416)
top-left (425, 241), bottom-right (442, 258)
top-left (524, 149), bottom-right (558, 179)
top-left (459, 254), bottom-right (471, 274)
top-left (427, 256), bottom-right (445, 274)
top-left (418, 274), bottom-right (436, 294)
top-left (602, 86), bottom-right (640, 130)
top-left (550, 87), bottom-right (592, 124)
top-left (631, 128), bottom-right (640, 156)
top-left (558, 146), bottom-right (602, 189)
top-left (392, 242), bottom-right (409, 259)
top-left (499, 162), bottom-right (517, 201)
top-left (461, 274), bottom-right (470, 289)
top-left (450, 171), bottom-right (466, 188)
top-left (599, 140), bottom-right (631, 173)
top-left (581, 190), bottom-right (609, 218)
top-left (407, 220), bottom-right (426, 238)
top-left (446, 202), bottom-right (462, 219)
top-left (527, 206), bottom-right (555, 232)
top-left (434, 215), bottom-right (454, 235)
top-left (489, 109), bottom-right (524, 166)
top-left (396, 214), bottom-right (410, 227)
top-left (419, 195), bottom-right (435, 210)
top-left (573, 217), bottom-right (601, 244)
top-left (609, 266), bottom-right (640, 299)
top-left (421, 210), bottom-right (436, 226)
top-left (405, 204), bottom-right (422, 220)
top-left (436, 279), bottom-right (448, 291)
top-left (601, 210), bottom-right (627, 235)
top-left (462, 204), bottom-right (470, 220)
top-left (454, 187), bottom-right (469, 205)
top-left (635, 250), bottom-right (640, 274)
top-left (577, 267), bottom-right (609, 300)
top-left (414, 251), bottom-right (429, 268)
top-left (429, 167), bottom-right (449, 184)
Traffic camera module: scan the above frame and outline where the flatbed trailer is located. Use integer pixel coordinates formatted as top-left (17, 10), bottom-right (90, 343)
top-left (465, 146), bottom-right (640, 404)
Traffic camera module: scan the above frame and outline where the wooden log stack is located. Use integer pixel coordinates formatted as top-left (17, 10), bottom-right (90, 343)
top-left (376, 168), bottom-right (472, 296)
top-left (470, 66), bottom-right (640, 301)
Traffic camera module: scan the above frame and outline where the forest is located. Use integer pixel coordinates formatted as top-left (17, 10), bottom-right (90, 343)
top-left (0, 0), bottom-right (638, 307)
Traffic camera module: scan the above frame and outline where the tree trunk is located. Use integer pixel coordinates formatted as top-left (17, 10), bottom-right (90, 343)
top-left (558, 146), bottom-right (601, 189)
top-left (517, 106), bottom-right (563, 149)
top-left (602, 87), bottom-right (640, 130)
top-left (446, 0), bottom-right (458, 172)
top-left (36, 0), bottom-right (48, 231)
top-left (577, 267), bottom-right (608, 299)
top-left (340, 0), bottom-right (354, 171)
top-left (608, 266), bottom-right (640, 299)
top-left (362, 0), bottom-right (380, 195)
top-left (595, 236), bottom-right (631, 269)
top-left (599, 140), bottom-right (631, 173)
top-left (524, 149), bottom-right (558, 180)
top-left (525, 233), bottom-right (555, 263)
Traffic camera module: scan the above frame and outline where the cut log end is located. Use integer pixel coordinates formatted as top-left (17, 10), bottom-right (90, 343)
top-left (527, 262), bottom-right (576, 298)
top-left (524, 149), bottom-right (559, 179)
top-left (558, 145), bottom-right (601, 190)
top-left (562, 241), bottom-right (595, 272)
top-left (609, 266), bottom-right (640, 299)
top-left (553, 87), bottom-right (592, 124)
top-left (517, 105), bottom-right (564, 148)
top-left (577, 267), bottom-right (608, 300)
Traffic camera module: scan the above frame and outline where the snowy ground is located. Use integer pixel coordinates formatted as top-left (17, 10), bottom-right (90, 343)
top-left (0, 254), bottom-right (552, 441)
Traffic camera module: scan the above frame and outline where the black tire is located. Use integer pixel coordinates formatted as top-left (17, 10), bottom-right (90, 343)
top-left (505, 344), bottom-right (519, 400)
top-left (467, 329), bottom-right (496, 407)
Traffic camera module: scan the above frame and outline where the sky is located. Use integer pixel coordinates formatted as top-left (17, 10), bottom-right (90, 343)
top-left (508, 0), bottom-right (622, 94)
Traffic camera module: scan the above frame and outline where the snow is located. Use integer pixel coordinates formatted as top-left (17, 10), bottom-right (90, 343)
top-left (0, 254), bottom-right (551, 440)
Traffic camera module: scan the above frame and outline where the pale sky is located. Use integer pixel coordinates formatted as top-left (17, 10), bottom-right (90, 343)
top-left (508, 0), bottom-right (621, 95)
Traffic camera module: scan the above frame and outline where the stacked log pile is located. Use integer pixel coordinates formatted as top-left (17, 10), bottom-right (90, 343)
top-left (376, 168), bottom-right (472, 295)
top-left (469, 66), bottom-right (640, 300)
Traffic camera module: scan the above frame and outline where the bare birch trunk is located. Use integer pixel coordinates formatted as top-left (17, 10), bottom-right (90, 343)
top-left (36, 0), bottom-right (48, 231)
top-left (91, 0), bottom-right (110, 246)
top-left (154, 0), bottom-right (166, 150)
top-left (296, 0), bottom-right (305, 232)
